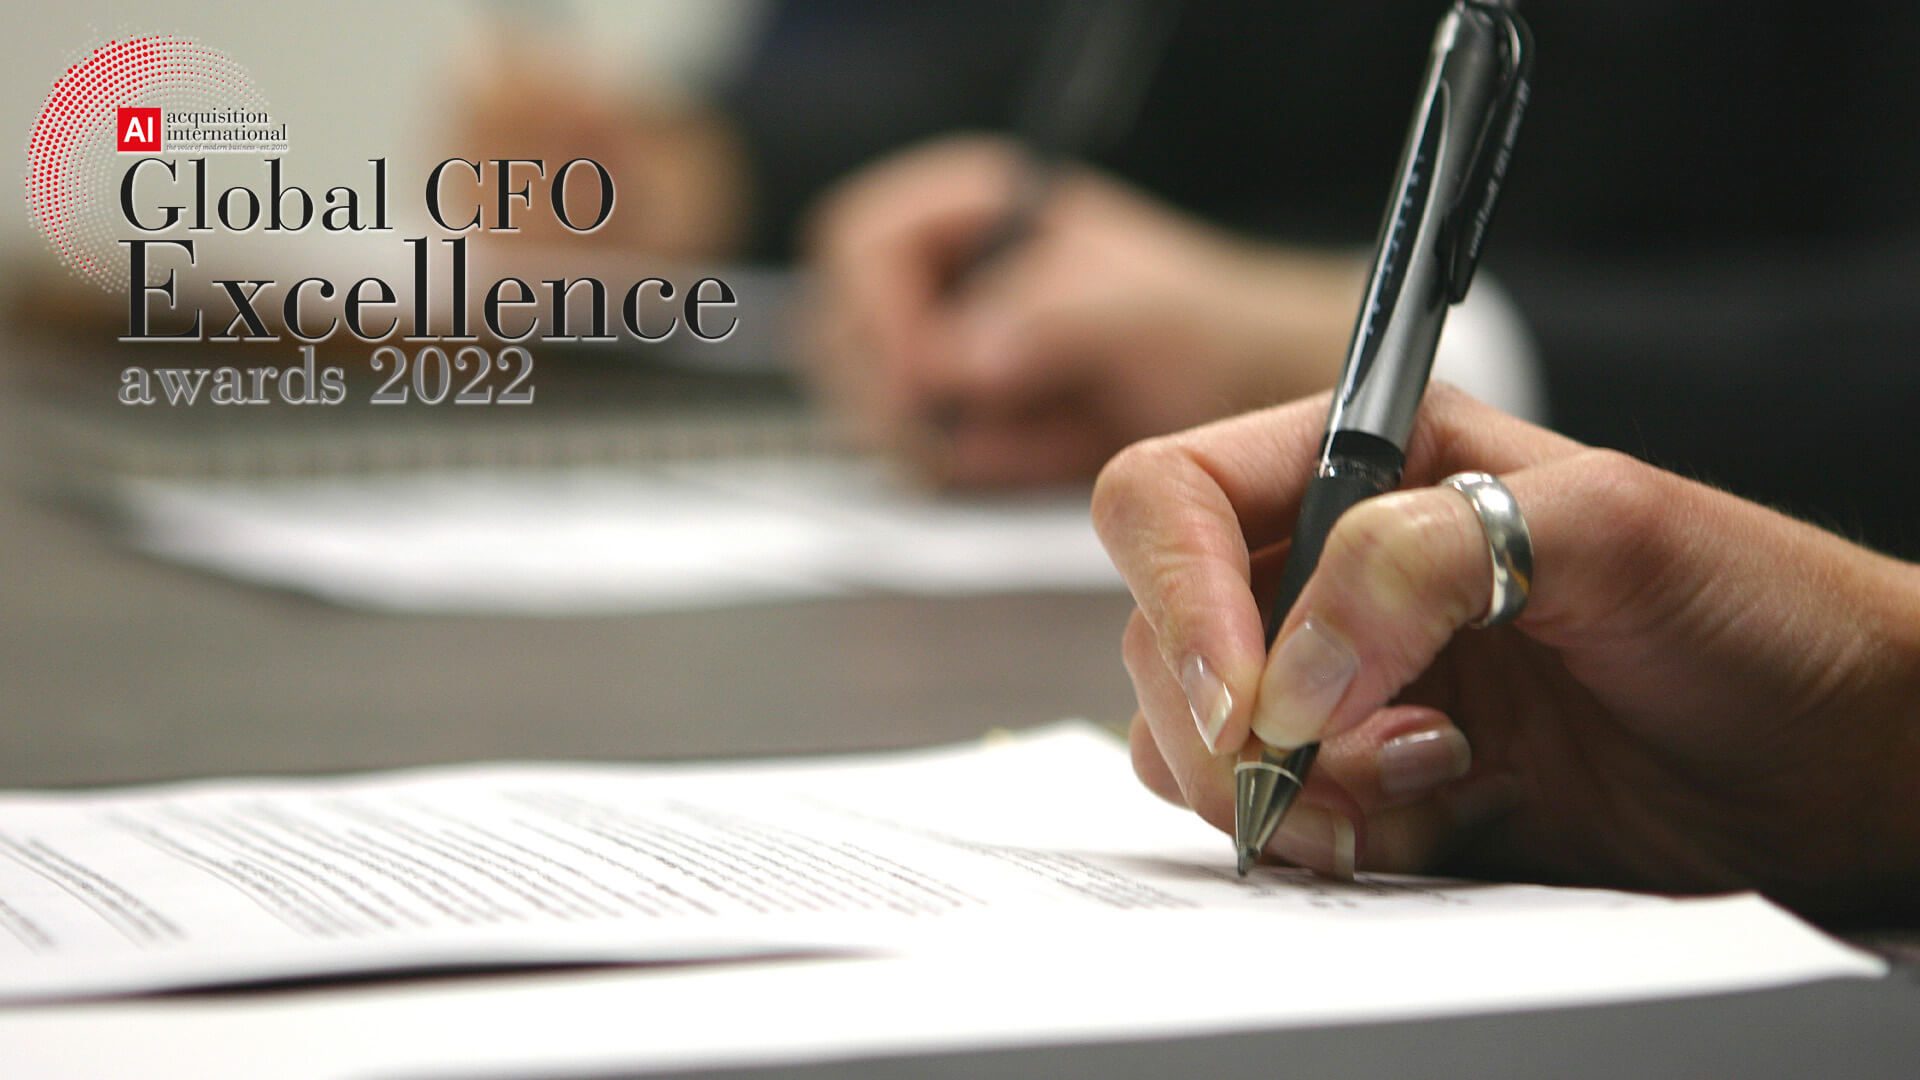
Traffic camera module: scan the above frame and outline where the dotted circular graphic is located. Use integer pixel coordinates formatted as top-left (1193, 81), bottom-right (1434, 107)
top-left (23, 36), bottom-right (273, 291)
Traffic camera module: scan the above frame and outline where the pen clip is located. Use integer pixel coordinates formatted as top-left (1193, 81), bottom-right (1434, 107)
top-left (1441, 3), bottom-right (1533, 304)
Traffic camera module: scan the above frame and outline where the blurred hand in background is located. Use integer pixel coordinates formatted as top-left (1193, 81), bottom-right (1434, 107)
top-left (802, 135), bottom-right (1366, 487)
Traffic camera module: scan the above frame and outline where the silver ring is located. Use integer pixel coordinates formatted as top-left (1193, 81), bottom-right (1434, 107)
top-left (1441, 471), bottom-right (1532, 628)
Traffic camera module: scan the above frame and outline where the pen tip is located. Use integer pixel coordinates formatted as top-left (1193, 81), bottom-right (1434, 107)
top-left (1234, 750), bottom-right (1309, 878)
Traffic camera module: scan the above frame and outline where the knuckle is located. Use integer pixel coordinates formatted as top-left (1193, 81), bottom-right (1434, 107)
top-left (1573, 449), bottom-right (1669, 537)
top-left (1563, 448), bottom-right (1686, 586)
top-left (1325, 496), bottom-right (1427, 585)
top-left (1424, 380), bottom-right (1471, 406)
top-left (1090, 435), bottom-right (1182, 549)
top-left (1323, 493), bottom-right (1477, 627)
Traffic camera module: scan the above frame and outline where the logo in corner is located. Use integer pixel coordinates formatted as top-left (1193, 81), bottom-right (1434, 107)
top-left (24, 36), bottom-right (284, 291)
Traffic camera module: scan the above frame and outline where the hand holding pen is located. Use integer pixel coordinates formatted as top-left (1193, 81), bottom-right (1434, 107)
top-left (1093, 384), bottom-right (1920, 921)
top-left (1091, 1), bottom-right (1920, 919)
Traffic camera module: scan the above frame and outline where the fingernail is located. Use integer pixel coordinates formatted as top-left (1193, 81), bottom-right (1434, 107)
top-left (1179, 656), bottom-right (1233, 754)
top-left (1378, 727), bottom-right (1472, 797)
top-left (1265, 804), bottom-right (1358, 880)
top-left (1251, 617), bottom-right (1359, 749)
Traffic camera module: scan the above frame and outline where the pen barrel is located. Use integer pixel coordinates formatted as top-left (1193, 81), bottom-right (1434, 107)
top-left (1265, 438), bottom-right (1405, 645)
top-left (1324, 1), bottom-right (1526, 451)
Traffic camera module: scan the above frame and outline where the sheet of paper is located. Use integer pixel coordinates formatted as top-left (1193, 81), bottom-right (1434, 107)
top-left (0, 725), bottom-right (1886, 1080)
top-left (115, 459), bottom-right (1120, 614)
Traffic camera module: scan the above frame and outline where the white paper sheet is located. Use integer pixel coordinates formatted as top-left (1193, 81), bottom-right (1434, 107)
top-left (0, 725), bottom-right (1886, 1080)
top-left (115, 460), bottom-right (1120, 614)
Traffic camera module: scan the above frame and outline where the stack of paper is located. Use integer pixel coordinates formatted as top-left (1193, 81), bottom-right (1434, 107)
top-left (0, 724), bottom-right (1884, 1079)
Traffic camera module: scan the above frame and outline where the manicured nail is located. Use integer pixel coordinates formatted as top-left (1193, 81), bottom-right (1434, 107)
top-left (1378, 727), bottom-right (1472, 797)
top-left (1250, 617), bottom-right (1359, 749)
top-left (1265, 804), bottom-right (1358, 880)
top-left (1180, 656), bottom-right (1233, 754)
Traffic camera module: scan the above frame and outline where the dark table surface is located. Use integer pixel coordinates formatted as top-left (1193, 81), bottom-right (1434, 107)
top-left (0, 325), bottom-right (1141, 789)
top-left (0, 469), bottom-right (1140, 790)
top-left (3, 333), bottom-right (1917, 1080)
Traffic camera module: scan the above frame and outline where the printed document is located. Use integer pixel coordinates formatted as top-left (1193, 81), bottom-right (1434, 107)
top-left (0, 724), bottom-right (1885, 1078)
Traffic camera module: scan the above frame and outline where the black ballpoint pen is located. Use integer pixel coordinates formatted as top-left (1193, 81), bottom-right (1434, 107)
top-left (1234, 0), bottom-right (1533, 875)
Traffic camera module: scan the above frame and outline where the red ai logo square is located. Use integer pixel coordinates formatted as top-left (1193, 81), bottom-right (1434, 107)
top-left (116, 107), bottom-right (161, 152)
